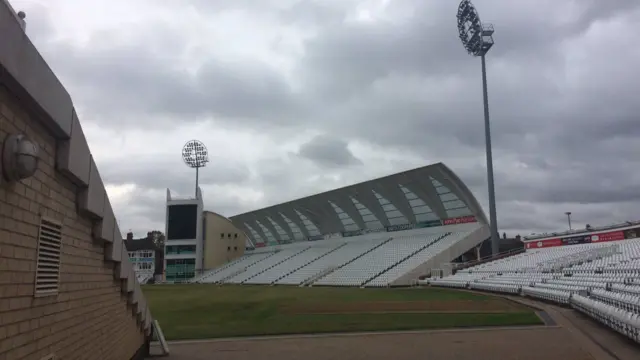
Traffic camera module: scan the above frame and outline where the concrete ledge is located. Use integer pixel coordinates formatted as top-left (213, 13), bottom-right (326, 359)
top-left (117, 248), bottom-right (131, 279)
top-left (105, 231), bottom-right (123, 262)
top-left (78, 157), bottom-right (106, 218)
top-left (126, 268), bottom-right (136, 294)
top-left (94, 197), bottom-right (115, 243)
top-left (56, 109), bottom-right (91, 185)
top-left (0, 0), bottom-right (73, 138)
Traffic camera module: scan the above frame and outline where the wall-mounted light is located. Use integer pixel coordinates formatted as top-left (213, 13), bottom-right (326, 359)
top-left (2, 133), bottom-right (39, 183)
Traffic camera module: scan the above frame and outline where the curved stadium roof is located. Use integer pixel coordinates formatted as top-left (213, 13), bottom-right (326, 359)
top-left (230, 162), bottom-right (487, 246)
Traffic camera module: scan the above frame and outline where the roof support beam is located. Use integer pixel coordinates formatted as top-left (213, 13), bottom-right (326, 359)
top-left (231, 217), bottom-right (256, 243)
top-left (375, 179), bottom-right (416, 224)
top-left (296, 207), bottom-right (325, 234)
top-left (403, 176), bottom-right (449, 221)
top-left (352, 186), bottom-right (390, 228)
top-left (429, 170), bottom-right (477, 220)
top-left (244, 235), bottom-right (256, 248)
top-left (329, 193), bottom-right (367, 231)
top-left (297, 199), bottom-right (345, 235)
top-left (277, 207), bottom-right (311, 239)
top-left (247, 218), bottom-right (273, 244)
top-left (254, 215), bottom-right (284, 244)
top-left (435, 165), bottom-right (489, 223)
top-left (264, 211), bottom-right (296, 243)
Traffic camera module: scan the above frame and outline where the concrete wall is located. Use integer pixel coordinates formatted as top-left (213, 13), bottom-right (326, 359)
top-left (391, 224), bottom-right (490, 286)
top-left (0, 1), bottom-right (151, 358)
top-left (203, 211), bottom-right (247, 269)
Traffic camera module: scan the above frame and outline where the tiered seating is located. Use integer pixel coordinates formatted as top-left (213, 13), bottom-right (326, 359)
top-left (572, 295), bottom-right (640, 343)
top-left (315, 235), bottom-right (436, 287)
top-left (522, 287), bottom-right (572, 304)
top-left (225, 248), bottom-right (309, 284)
top-left (197, 253), bottom-right (274, 283)
top-left (591, 288), bottom-right (640, 313)
top-left (191, 254), bottom-right (254, 283)
top-left (359, 233), bottom-right (445, 287)
top-left (366, 231), bottom-right (472, 287)
top-left (428, 237), bottom-right (640, 344)
top-left (275, 235), bottom-right (391, 285)
top-left (196, 223), bottom-right (483, 287)
top-left (245, 246), bottom-right (339, 284)
top-left (306, 237), bottom-right (394, 286)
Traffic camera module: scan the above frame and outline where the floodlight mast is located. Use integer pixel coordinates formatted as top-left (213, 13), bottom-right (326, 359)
top-left (456, 0), bottom-right (499, 256)
top-left (181, 140), bottom-right (209, 198)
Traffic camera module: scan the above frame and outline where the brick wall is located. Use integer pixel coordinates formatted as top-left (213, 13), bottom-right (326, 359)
top-left (0, 87), bottom-right (145, 359)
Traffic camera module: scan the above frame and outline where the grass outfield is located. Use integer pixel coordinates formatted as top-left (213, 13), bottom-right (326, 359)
top-left (143, 285), bottom-right (542, 340)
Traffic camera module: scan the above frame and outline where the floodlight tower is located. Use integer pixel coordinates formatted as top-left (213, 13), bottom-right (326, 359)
top-left (182, 140), bottom-right (209, 198)
top-left (456, 0), bottom-right (499, 255)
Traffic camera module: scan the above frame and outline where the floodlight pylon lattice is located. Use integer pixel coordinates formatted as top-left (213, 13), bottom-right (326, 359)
top-left (182, 140), bottom-right (209, 198)
top-left (456, 0), bottom-right (499, 256)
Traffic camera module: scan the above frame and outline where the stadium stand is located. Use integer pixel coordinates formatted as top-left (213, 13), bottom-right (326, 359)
top-left (192, 223), bottom-right (485, 287)
top-left (427, 226), bottom-right (640, 345)
top-left (186, 161), bottom-right (496, 287)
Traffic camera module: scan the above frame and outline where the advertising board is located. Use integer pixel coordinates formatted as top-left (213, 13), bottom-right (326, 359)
top-left (442, 215), bottom-right (477, 225)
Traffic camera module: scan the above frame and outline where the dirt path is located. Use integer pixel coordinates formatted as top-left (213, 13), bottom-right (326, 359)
top-left (152, 326), bottom-right (594, 360)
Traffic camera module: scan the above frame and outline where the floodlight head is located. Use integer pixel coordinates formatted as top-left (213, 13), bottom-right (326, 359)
top-left (457, 0), bottom-right (494, 57)
top-left (182, 140), bottom-right (208, 168)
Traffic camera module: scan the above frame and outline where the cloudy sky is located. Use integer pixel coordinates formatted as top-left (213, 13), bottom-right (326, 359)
top-left (14, 0), bottom-right (640, 237)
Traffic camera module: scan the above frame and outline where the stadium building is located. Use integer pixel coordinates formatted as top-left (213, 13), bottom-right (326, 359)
top-left (193, 163), bottom-right (491, 287)
top-left (0, 1), bottom-right (152, 358)
top-left (163, 190), bottom-right (248, 281)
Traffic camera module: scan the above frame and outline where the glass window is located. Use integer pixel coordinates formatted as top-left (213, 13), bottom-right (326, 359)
top-left (165, 258), bottom-right (196, 281)
top-left (443, 200), bottom-right (466, 210)
top-left (416, 212), bottom-right (439, 222)
top-left (439, 192), bottom-right (458, 202)
top-left (165, 245), bottom-right (196, 255)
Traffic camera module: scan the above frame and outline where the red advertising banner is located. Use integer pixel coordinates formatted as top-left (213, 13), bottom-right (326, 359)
top-left (589, 231), bottom-right (625, 243)
top-left (443, 215), bottom-right (477, 225)
top-left (525, 238), bottom-right (562, 249)
top-left (525, 229), bottom-right (628, 250)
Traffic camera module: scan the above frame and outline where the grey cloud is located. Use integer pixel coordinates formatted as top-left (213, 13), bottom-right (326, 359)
top-left (296, 135), bottom-right (363, 168)
top-left (22, 0), bottom-right (640, 236)
top-left (112, 187), bottom-right (250, 237)
top-left (27, 19), bottom-right (301, 129)
top-left (99, 155), bottom-right (250, 194)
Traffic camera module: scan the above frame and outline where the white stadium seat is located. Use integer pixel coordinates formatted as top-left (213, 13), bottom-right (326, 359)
top-left (198, 224), bottom-right (483, 288)
top-left (429, 236), bottom-right (640, 344)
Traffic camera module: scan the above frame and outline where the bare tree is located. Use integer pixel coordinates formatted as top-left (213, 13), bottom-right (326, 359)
top-left (147, 230), bottom-right (165, 249)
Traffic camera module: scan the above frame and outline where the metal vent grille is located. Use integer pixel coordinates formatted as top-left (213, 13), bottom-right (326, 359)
top-left (35, 217), bottom-right (62, 296)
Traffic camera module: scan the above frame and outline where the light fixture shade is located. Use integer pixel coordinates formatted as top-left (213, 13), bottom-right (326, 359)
top-left (2, 133), bottom-right (40, 182)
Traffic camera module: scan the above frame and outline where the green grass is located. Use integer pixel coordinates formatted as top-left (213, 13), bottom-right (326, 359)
top-left (143, 285), bottom-right (542, 340)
